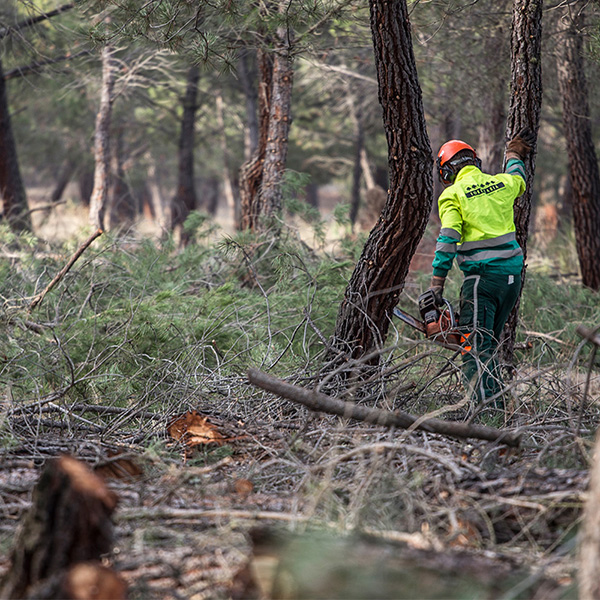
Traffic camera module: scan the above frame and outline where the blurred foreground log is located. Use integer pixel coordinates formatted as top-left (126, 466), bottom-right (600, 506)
top-left (247, 368), bottom-right (521, 447)
top-left (0, 455), bottom-right (125, 599)
top-left (579, 427), bottom-right (600, 599)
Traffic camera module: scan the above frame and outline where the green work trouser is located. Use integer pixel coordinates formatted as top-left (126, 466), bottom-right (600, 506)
top-left (458, 272), bottom-right (522, 404)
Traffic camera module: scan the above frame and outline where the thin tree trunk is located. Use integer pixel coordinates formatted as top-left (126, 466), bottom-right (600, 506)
top-left (239, 3), bottom-right (294, 233)
top-left (147, 161), bottom-right (169, 235)
top-left (360, 147), bottom-right (376, 191)
top-left (239, 48), bottom-right (272, 231)
top-left (108, 126), bottom-right (135, 230)
top-left (255, 26), bottom-right (293, 230)
top-left (556, 9), bottom-right (600, 291)
top-left (477, 19), bottom-right (508, 174)
top-left (501, 0), bottom-right (543, 363)
top-left (89, 44), bottom-right (117, 231)
top-left (216, 92), bottom-right (238, 226)
top-left (171, 65), bottom-right (200, 244)
top-left (0, 56), bottom-right (31, 232)
top-left (238, 48), bottom-right (259, 161)
top-left (330, 0), bottom-right (433, 364)
top-left (49, 159), bottom-right (75, 204)
top-left (348, 92), bottom-right (364, 228)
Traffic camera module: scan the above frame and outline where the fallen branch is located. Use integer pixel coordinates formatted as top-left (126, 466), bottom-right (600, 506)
top-left (118, 507), bottom-right (309, 523)
top-left (29, 228), bottom-right (102, 312)
top-left (247, 368), bottom-right (521, 448)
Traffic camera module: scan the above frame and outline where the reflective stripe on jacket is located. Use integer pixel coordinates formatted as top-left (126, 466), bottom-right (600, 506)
top-left (432, 159), bottom-right (526, 277)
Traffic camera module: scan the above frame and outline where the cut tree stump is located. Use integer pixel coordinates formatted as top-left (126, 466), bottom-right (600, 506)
top-left (0, 455), bottom-right (122, 599)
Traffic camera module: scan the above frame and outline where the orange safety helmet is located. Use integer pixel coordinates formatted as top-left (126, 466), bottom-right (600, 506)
top-left (437, 140), bottom-right (481, 184)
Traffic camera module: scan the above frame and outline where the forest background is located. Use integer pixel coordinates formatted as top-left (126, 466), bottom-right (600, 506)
top-left (1, 0), bottom-right (600, 599)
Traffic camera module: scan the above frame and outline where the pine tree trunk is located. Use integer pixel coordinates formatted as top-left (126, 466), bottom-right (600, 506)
top-left (239, 48), bottom-right (272, 231)
top-left (255, 29), bottom-right (293, 230)
top-left (171, 65), bottom-right (200, 243)
top-left (108, 126), bottom-right (136, 230)
top-left (216, 93), bottom-right (239, 227)
top-left (349, 94), bottom-right (364, 228)
top-left (556, 9), bottom-right (600, 291)
top-left (239, 6), bottom-right (294, 233)
top-left (89, 44), bottom-right (117, 231)
top-left (477, 12), bottom-right (509, 174)
top-left (0, 56), bottom-right (31, 232)
top-left (330, 0), bottom-right (433, 364)
top-left (501, 0), bottom-right (543, 363)
top-left (238, 48), bottom-right (259, 160)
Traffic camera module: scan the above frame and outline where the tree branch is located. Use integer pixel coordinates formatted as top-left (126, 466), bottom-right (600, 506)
top-left (0, 3), bottom-right (75, 40)
top-left (29, 229), bottom-right (103, 312)
top-left (247, 368), bottom-right (521, 447)
top-left (3, 50), bottom-right (91, 80)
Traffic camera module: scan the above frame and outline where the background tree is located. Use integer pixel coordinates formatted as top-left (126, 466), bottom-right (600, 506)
top-left (330, 0), bottom-right (433, 363)
top-left (0, 55), bottom-right (30, 231)
top-left (171, 64), bottom-right (200, 244)
top-left (501, 0), bottom-right (544, 362)
top-left (556, 6), bottom-right (600, 292)
top-left (89, 42), bottom-right (117, 231)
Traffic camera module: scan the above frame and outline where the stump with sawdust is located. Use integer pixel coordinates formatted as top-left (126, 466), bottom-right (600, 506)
top-left (0, 455), bottom-right (124, 599)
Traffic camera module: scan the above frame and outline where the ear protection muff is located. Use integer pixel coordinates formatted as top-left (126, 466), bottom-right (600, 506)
top-left (437, 154), bottom-right (482, 184)
top-left (437, 156), bottom-right (457, 184)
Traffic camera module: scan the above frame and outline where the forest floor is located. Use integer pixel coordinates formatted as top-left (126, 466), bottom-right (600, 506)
top-left (0, 386), bottom-right (592, 599)
top-left (1, 199), bottom-right (597, 599)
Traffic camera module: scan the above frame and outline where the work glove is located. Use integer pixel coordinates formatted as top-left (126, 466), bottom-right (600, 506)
top-left (429, 275), bottom-right (446, 306)
top-left (506, 127), bottom-right (535, 160)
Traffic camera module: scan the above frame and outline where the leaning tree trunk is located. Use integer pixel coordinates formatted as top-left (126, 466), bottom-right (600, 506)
top-left (89, 44), bottom-right (117, 231)
top-left (171, 65), bottom-right (200, 244)
top-left (501, 0), bottom-right (543, 363)
top-left (0, 56), bottom-right (31, 232)
top-left (556, 10), bottom-right (600, 292)
top-left (330, 0), bottom-right (433, 363)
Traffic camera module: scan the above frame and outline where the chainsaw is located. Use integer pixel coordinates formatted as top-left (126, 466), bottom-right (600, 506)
top-left (393, 289), bottom-right (462, 349)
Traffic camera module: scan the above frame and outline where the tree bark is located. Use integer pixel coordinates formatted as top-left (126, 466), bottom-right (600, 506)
top-left (239, 48), bottom-right (272, 231)
top-left (556, 9), bottom-right (600, 291)
top-left (239, 4), bottom-right (294, 233)
top-left (171, 65), bottom-right (200, 243)
top-left (501, 0), bottom-right (543, 363)
top-left (0, 56), bottom-right (31, 231)
top-left (330, 0), bottom-right (433, 363)
top-left (89, 44), bottom-right (117, 231)
top-left (255, 27), bottom-right (293, 230)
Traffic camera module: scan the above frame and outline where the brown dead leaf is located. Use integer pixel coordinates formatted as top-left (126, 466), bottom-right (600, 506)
top-left (234, 478), bottom-right (254, 497)
top-left (167, 410), bottom-right (225, 449)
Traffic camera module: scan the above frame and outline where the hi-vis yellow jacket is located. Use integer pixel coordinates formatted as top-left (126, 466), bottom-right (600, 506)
top-left (432, 158), bottom-right (526, 277)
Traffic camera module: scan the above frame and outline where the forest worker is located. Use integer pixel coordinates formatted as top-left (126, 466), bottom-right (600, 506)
top-left (425, 129), bottom-right (535, 406)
